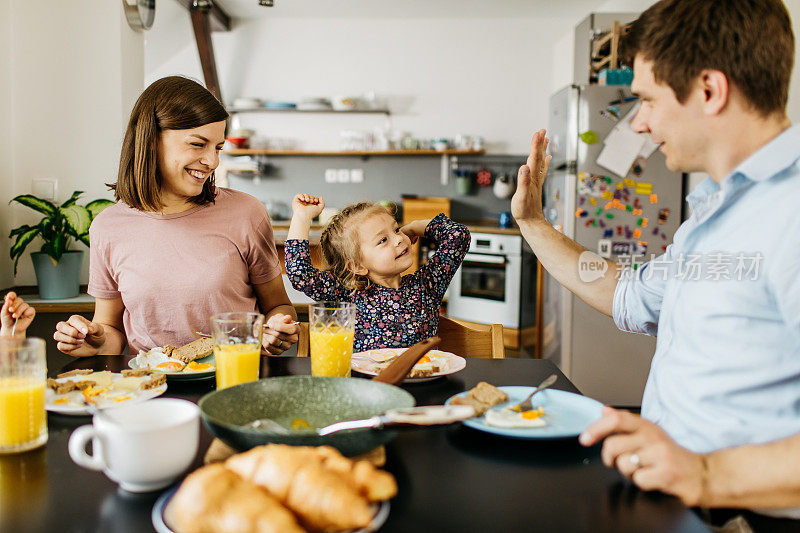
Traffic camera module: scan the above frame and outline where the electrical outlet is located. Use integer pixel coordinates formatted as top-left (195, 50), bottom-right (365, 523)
top-left (350, 169), bottom-right (364, 183)
top-left (324, 169), bottom-right (337, 183)
top-left (31, 178), bottom-right (57, 201)
top-left (337, 169), bottom-right (350, 183)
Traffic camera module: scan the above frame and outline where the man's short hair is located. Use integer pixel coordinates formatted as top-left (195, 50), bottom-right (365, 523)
top-left (623, 0), bottom-right (794, 117)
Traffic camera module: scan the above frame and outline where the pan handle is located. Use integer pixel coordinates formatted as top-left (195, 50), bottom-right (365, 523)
top-left (384, 405), bottom-right (476, 426)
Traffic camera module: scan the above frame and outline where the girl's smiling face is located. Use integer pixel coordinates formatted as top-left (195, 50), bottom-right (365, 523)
top-left (156, 120), bottom-right (226, 208)
top-left (353, 212), bottom-right (413, 283)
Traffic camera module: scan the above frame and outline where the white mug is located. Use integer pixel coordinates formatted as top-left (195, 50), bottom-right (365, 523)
top-left (68, 398), bottom-right (200, 492)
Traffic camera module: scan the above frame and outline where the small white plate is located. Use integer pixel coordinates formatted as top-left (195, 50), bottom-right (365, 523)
top-left (46, 372), bottom-right (167, 415)
top-left (351, 348), bottom-right (466, 383)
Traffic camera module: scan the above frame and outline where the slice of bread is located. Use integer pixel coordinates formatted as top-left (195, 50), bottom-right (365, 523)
top-left (141, 373), bottom-right (166, 390)
top-left (451, 382), bottom-right (509, 416)
top-left (57, 368), bottom-right (93, 379)
top-left (171, 338), bottom-right (214, 363)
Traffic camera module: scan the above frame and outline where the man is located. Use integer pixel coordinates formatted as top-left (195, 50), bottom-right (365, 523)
top-left (513, 0), bottom-right (800, 514)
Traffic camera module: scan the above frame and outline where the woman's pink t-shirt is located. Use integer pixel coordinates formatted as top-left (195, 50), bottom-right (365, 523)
top-left (88, 188), bottom-right (282, 354)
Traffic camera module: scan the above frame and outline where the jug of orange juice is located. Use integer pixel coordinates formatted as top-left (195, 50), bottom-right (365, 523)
top-left (0, 338), bottom-right (47, 454)
top-left (309, 302), bottom-right (356, 377)
top-left (210, 312), bottom-right (264, 389)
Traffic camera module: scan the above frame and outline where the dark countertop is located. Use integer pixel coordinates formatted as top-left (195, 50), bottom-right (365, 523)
top-left (0, 352), bottom-right (714, 533)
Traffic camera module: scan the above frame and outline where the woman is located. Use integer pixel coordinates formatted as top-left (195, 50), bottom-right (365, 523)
top-left (54, 76), bottom-right (299, 356)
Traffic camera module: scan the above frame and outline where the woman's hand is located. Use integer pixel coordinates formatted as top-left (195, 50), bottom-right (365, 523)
top-left (400, 219), bottom-right (430, 245)
top-left (511, 129), bottom-right (552, 225)
top-left (1, 292), bottom-right (35, 337)
top-left (292, 194), bottom-right (325, 222)
top-left (262, 313), bottom-right (300, 355)
top-left (54, 315), bottom-right (107, 356)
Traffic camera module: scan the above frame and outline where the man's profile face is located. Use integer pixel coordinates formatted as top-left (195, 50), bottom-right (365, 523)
top-left (629, 55), bottom-right (705, 173)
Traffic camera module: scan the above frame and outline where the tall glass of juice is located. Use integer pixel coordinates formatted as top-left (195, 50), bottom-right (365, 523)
top-left (0, 337), bottom-right (47, 454)
top-left (309, 302), bottom-right (356, 377)
top-left (210, 312), bottom-right (264, 389)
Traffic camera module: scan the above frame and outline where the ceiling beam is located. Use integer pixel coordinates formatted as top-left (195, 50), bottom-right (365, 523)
top-left (175, 0), bottom-right (231, 32)
top-left (190, 3), bottom-right (223, 102)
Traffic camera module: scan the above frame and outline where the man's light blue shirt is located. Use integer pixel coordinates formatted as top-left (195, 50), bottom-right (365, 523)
top-left (613, 124), bottom-right (800, 454)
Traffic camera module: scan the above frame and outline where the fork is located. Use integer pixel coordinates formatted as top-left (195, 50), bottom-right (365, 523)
top-left (511, 374), bottom-right (558, 412)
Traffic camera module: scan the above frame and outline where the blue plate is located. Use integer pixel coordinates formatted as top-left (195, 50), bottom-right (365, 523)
top-left (445, 387), bottom-right (604, 439)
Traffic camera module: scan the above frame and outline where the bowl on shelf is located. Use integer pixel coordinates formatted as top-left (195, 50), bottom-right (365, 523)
top-left (225, 136), bottom-right (249, 149)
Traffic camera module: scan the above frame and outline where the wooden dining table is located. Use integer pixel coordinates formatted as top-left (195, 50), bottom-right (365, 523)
top-left (1, 351), bottom-right (719, 532)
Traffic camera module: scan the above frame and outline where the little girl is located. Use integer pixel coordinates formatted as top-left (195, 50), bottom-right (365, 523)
top-left (285, 193), bottom-right (470, 352)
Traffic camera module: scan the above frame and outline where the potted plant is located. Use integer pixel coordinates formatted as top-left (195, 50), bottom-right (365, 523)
top-left (9, 191), bottom-right (114, 299)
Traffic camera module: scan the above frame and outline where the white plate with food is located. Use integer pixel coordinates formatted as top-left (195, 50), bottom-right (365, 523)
top-left (351, 348), bottom-right (466, 382)
top-left (130, 339), bottom-right (216, 381)
top-left (46, 370), bottom-right (167, 415)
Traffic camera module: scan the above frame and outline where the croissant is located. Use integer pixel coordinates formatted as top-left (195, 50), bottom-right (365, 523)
top-left (312, 445), bottom-right (398, 502)
top-left (225, 445), bottom-right (373, 531)
top-left (169, 464), bottom-right (305, 533)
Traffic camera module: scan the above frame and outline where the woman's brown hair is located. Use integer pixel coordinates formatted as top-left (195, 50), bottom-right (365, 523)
top-left (110, 76), bottom-right (229, 211)
top-left (319, 202), bottom-right (393, 291)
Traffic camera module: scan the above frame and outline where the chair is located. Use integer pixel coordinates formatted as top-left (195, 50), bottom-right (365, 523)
top-left (436, 316), bottom-right (505, 359)
top-left (296, 317), bottom-right (505, 359)
top-left (297, 322), bottom-right (309, 357)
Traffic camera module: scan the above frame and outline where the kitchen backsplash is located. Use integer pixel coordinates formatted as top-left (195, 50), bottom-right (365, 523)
top-left (224, 155), bottom-right (524, 222)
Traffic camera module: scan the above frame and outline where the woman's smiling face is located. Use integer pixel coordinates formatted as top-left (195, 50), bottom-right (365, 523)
top-left (156, 120), bottom-right (226, 206)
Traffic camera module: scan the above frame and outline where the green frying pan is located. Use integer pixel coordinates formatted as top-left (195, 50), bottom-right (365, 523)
top-left (198, 338), bottom-right (442, 456)
top-left (199, 375), bottom-right (415, 457)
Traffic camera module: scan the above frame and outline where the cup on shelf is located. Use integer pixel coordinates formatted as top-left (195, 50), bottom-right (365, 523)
top-left (432, 138), bottom-right (450, 152)
top-left (332, 95), bottom-right (359, 111)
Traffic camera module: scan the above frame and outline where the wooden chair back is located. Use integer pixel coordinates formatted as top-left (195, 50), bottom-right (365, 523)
top-left (296, 316), bottom-right (505, 359)
top-left (297, 322), bottom-right (309, 357)
top-left (437, 316), bottom-right (505, 359)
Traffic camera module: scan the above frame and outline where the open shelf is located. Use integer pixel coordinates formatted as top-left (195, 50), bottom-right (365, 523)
top-left (223, 149), bottom-right (486, 156)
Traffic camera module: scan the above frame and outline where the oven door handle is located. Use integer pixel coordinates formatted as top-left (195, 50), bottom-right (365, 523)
top-left (463, 253), bottom-right (507, 265)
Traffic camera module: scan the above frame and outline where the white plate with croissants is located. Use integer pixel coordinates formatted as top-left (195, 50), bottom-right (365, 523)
top-left (152, 443), bottom-right (395, 533)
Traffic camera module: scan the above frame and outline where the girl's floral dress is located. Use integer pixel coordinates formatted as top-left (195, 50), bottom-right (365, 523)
top-left (285, 213), bottom-right (470, 352)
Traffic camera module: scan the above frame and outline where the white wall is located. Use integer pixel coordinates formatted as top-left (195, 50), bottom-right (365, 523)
top-left (4, 1), bottom-right (144, 287)
top-left (0, 0), bottom-right (13, 289)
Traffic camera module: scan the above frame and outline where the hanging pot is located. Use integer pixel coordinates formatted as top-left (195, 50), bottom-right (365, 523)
top-left (493, 172), bottom-right (515, 199)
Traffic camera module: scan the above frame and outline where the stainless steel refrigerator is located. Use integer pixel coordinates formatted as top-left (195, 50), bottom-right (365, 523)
top-left (542, 85), bottom-right (685, 407)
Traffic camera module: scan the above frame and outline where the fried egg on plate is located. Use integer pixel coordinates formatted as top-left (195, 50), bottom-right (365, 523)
top-left (484, 406), bottom-right (547, 428)
top-left (136, 350), bottom-right (186, 373)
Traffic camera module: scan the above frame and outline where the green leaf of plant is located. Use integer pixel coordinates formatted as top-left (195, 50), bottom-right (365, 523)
top-left (60, 205), bottom-right (91, 236)
top-left (50, 232), bottom-right (69, 260)
top-left (85, 199), bottom-right (115, 219)
top-left (9, 224), bottom-right (34, 238)
top-left (77, 232), bottom-right (91, 247)
top-left (60, 190), bottom-right (84, 208)
top-left (10, 226), bottom-right (40, 275)
top-left (10, 195), bottom-right (57, 216)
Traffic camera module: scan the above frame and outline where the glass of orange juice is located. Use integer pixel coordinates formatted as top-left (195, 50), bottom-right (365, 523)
top-left (309, 302), bottom-right (356, 377)
top-left (0, 337), bottom-right (48, 454)
top-left (210, 312), bottom-right (264, 390)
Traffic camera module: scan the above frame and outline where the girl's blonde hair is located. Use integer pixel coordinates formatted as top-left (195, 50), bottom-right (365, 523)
top-left (319, 202), bottom-right (393, 291)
